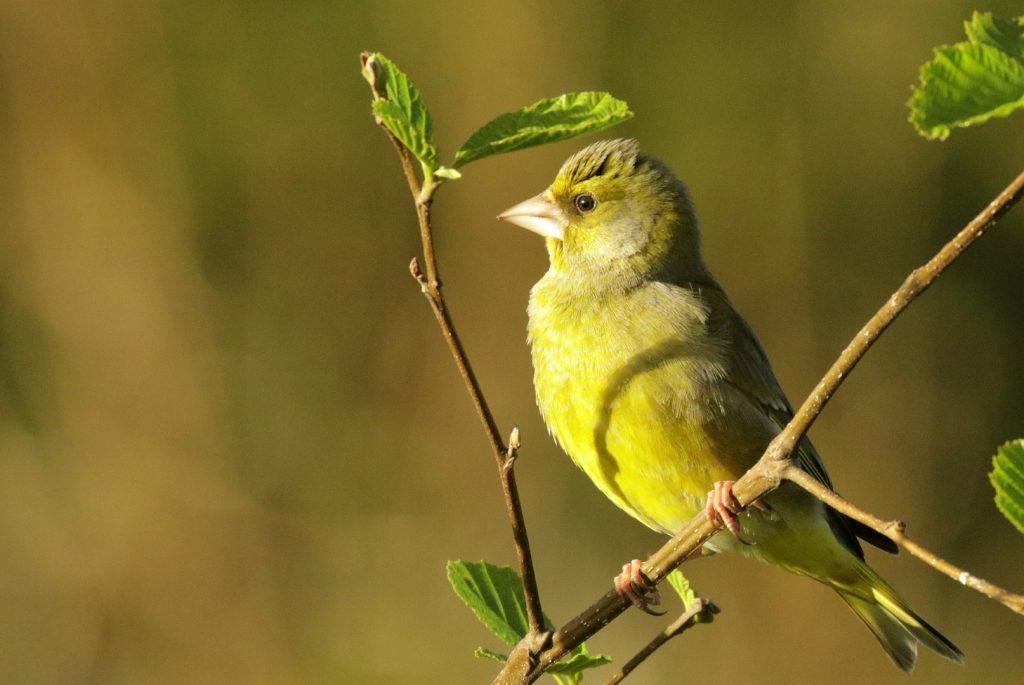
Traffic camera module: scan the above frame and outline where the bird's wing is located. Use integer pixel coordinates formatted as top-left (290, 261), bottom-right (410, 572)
top-left (706, 287), bottom-right (834, 489)
top-left (704, 285), bottom-right (898, 556)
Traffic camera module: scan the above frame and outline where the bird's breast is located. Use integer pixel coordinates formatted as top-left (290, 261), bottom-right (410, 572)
top-left (527, 275), bottom-right (738, 533)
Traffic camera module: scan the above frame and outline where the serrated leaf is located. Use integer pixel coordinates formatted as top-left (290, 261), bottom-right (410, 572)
top-left (908, 41), bottom-right (1024, 139)
top-left (964, 12), bottom-right (1024, 59)
top-left (474, 646), bottom-right (508, 663)
top-left (991, 439), bottom-right (1024, 535)
top-left (666, 569), bottom-right (698, 609)
top-left (447, 560), bottom-right (536, 646)
top-left (448, 560), bottom-right (610, 681)
top-left (362, 52), bottom-right (438, 172)
top-left (453, 92), bottom-right (633, 168)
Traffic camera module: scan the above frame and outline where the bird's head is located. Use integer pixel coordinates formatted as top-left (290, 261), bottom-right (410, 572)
top-left (499, 139), bottom-right (704, 279)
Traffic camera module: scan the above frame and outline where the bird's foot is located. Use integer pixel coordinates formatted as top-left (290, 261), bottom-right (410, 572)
top-left (704, 480), bottom-right (772, 544)
top-left (613, 559), bottom-right (665, 616)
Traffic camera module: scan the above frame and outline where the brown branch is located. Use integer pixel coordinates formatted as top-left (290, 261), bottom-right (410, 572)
top-left (406, 226), bottom-right (545, 640)
top-left (785, 466), bottom-right (1024, 614)
top-left (603, 599), bottom-right (718, 685)
top-left (361, 52), bottom-right (546, 638)
top-left (518, 477), bottom-right (760, 683)
top-left (759, 168), bottom-right (1024, 471)
top-left (496, 169), bottom-right (1024, 684)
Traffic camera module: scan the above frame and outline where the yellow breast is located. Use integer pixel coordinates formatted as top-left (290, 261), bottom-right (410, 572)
top-left (528, 274), bottom-right (751, 534)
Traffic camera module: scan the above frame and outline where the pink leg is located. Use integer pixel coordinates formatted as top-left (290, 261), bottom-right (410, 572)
top-left (613, 559), bottom-right (664, 615)
top-left (706, 480), bottom-right (749, 543)
top-left (704, 480), bottom-right (775, 542)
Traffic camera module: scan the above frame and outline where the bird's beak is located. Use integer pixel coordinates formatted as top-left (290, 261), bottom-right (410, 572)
top-left (498, 191), bottom-right (566, 241)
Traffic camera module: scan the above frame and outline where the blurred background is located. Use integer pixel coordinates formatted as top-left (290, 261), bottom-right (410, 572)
top-left (1, 1), bottom-right (1022, 683)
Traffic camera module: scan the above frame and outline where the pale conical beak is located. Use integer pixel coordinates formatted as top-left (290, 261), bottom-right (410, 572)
top-left (498, 192), bottom-right (567, 241)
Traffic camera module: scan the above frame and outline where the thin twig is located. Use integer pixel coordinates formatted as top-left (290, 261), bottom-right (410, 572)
top-left (759, 168), bottom-right (1024, 472)
top-left (362, 52), bottom-right (546, 638)
top-left (603, 599), bottom-right (718, 685)
top-left (497, 170), bottom-right (1024, 684)
top-left (785, 467), bottom-right (1024, 614)
top-left (408, 251), bottom-right (545, 639)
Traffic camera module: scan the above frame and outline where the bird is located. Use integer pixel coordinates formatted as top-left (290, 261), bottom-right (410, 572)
top-left (498, 138), bottom-right (962, 671)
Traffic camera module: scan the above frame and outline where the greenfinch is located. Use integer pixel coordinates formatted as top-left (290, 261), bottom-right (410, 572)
top-left (499, 139), bottom-right (962, 671)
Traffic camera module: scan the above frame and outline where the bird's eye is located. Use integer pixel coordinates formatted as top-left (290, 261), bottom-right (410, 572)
top-left (573, 193), bottom-right (597, 213)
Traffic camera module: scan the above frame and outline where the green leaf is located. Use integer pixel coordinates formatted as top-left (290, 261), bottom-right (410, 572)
top-left (362, 52), bottom-right (439, 173)
top-left (666, 569), bottom-right (698, 609)
top-left (547, 642), bottom-right (612, 684)
top-left (908, 15), bottom-right (1024, 139)
top-left (434, 166), bottom-right (462, 180)
top-left (453, 92), bottom-right (633, 168)
top-left (964, 12), bottom-right (1024, 59)
top-left (446, 560), bottom-right (535, 646)
top-left (990, 439), bottom-right (1024, 535)
top-left (909, 42), bottom-right (1024, 139)
top-left (474, 646), bottom-right (508, 663)
top-left (550, 674), bottom-right (578, 685)
top-left (448, 560), bottom-right (611, 682)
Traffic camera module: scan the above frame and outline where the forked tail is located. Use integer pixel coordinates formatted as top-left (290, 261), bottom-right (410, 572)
top-left (836, 565), bottom-right (963, 672)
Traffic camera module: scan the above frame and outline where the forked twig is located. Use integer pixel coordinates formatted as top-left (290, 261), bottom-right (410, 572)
top-left (362, 52), bottom-right (547, 638)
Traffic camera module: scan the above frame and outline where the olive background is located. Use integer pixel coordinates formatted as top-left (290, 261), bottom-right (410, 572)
top-left (0, 1), bottom-right (1022, 683)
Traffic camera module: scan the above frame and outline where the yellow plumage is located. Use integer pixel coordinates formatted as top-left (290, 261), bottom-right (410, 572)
top-left (500, 138), bottom-right (962, 671)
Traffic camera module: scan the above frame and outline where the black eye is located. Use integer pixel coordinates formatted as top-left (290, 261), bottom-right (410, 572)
top-left (574, 193), bottom-right (597, 213)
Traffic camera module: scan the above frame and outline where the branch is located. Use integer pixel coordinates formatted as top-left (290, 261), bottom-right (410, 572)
top-left (603, 599), bottom-right (718, 685)
top-left (785, 466), bottom-right (1024, 614)
top-left (760, 168), bottom-right (1024, 470)
top-left (362, 52), bottom-right (546, 637)
top-left (498, 169), bottom-right (1024, 683)
top-left (406, 211), bottom-right (546, 641)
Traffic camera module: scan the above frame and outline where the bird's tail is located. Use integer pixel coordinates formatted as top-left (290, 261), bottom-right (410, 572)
top-left (835, 565), bottom-right (963, 672)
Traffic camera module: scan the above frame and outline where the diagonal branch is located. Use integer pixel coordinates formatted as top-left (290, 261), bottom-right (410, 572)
top-left (759, 168), bottom-right (1024, 470)
top-left (497, 169), bottom-right (1024, 683)
top-left (603, 598), bottom-right (718, 685)
top-left (785, 466), bottom-right (1024, 614)
top-left (362, 52), bottom-right (546, 638)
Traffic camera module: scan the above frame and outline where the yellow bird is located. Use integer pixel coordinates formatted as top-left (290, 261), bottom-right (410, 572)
top-left (499, 138), bottom-right (962, 671)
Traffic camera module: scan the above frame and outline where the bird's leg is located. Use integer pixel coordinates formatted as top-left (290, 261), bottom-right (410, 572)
top-left (706, 480), bottom-right (745, 541)
top-left (613, 559), bottom-right (665, 616)
top-left (705, 480), bottom-right (777, 543)
top-left (705, 480), bottom-right (771, 544)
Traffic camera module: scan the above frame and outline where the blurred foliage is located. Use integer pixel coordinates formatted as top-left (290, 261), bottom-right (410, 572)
top-left (0, 1), bottom-right (1023, 684)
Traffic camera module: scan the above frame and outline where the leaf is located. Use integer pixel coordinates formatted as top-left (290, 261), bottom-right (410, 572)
top-left (990, 439), bottom-right (1024, 535)
top-left (434, 166), bottom-right (462, 180)
top-left (909, 42), bottom-right (1024, 139)
top-left (666, 569), bottom-right (698, 609)
top-left (908, 15), bottom-right (1024, 139)
top-left (546, 642), bottom-right (612, 682)
top-left (453, 92), bottom-right (633, 168)
top-left (964, 12), bottom-right (1024, 59)
top-left (474, 646), bottom-right (508, 663)
top-left (550, 674), bottom-right (579, 685)
top-left (448, 560), bottom-right (611, 681)
top-left (362, 52), bottom-right (439, 172)
top-left (446, 560), bottom-right (535, 646)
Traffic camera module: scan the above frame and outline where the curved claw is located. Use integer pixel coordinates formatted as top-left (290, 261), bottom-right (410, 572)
top-left (613, 559), bottom-right (665, 615)
top-left (706, 480), bottom-right (752, 545)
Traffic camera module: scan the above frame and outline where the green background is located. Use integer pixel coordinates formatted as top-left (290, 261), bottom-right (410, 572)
top-left (1, 1), bottom-right (1022, 683)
